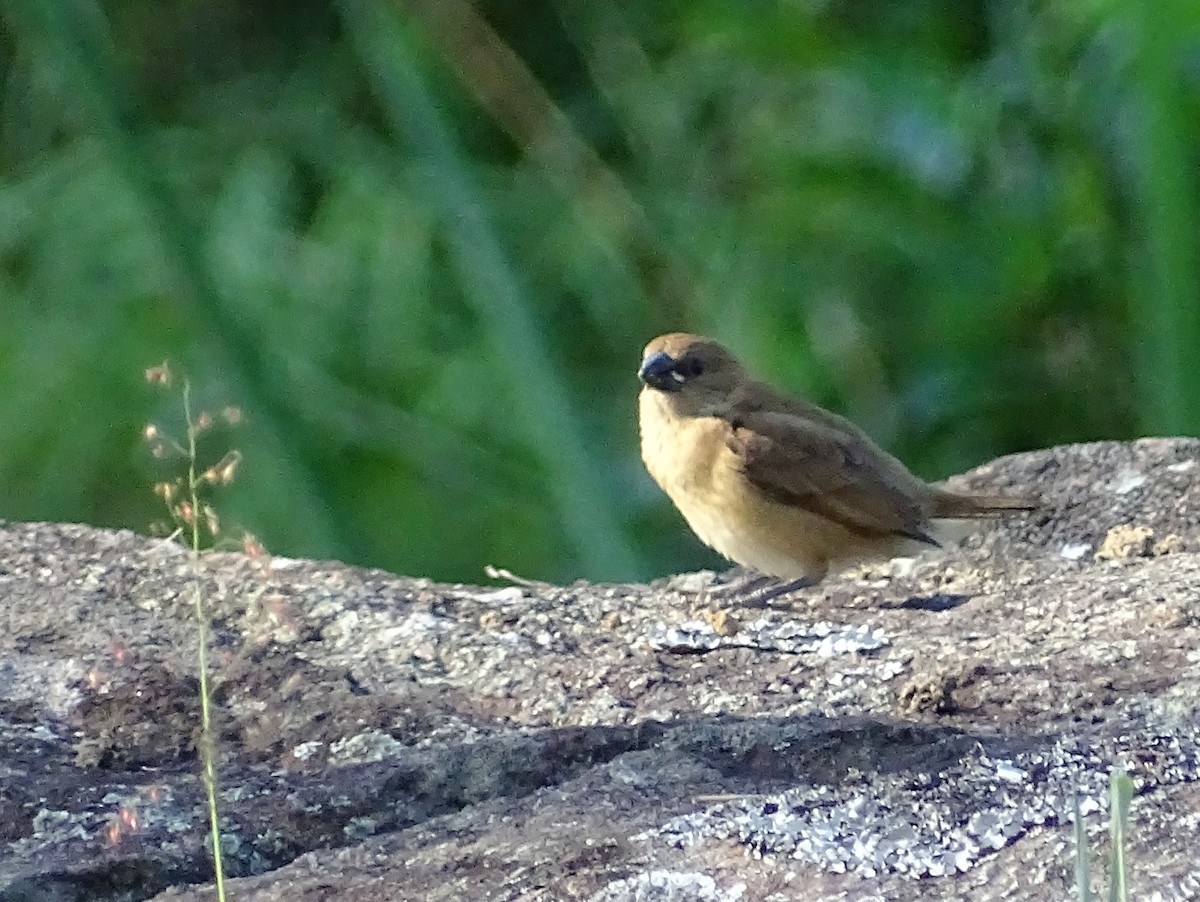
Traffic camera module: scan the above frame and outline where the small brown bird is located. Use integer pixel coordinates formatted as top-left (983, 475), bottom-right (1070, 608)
top-left (638, 333), bottom-right (1037, 593)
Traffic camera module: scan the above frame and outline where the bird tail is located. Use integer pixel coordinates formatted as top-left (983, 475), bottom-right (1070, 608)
top-left (930, 489), bottom-right (1039, 519)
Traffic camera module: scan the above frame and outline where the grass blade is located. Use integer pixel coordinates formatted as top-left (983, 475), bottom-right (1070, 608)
top-left (340, 0), bottom-right (641, 578)
top-left (1107, 769), bottom-right (1134, 902)
top-left (1073, 792), bottom-right (1092, 902)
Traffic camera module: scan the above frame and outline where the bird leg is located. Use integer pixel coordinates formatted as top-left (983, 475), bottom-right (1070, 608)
top-left (703, 568), bottom-right (816, 608)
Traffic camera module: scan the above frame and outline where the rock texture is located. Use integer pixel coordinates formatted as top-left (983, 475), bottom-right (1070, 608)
top-left (2, 439), bottom-right (1200, 901)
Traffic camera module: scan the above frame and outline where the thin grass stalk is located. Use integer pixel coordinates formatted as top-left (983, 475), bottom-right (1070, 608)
top-left (182, 382), bottom-right (228, 900)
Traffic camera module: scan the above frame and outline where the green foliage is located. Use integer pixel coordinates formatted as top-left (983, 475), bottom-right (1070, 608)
top-left (1, 0), bottom-right (1198, 581)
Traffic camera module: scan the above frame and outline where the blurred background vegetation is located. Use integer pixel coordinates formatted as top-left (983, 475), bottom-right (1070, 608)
top-left (2, 0), bottom-right (1199, 583)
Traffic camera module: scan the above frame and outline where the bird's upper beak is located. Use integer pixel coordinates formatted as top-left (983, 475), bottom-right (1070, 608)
top-left (638, 351), bottom-right (684, 393)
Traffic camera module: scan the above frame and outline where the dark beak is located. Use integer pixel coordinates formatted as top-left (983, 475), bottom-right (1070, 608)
top-left (638, 351), bottom-right (682, 392)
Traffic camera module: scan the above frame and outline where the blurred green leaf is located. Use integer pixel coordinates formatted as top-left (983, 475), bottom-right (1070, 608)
top-left (0, 0), bottom-right (1194, 581)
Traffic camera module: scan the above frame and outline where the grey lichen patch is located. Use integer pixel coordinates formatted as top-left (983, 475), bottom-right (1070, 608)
top-left (291, 740), bottom-right (324, 761)
top-left (28, 808), bottom-right (91, 843)
top-left (1109, 468), bottom-right (1148, 496)
top-left (1060, 542), bottom-right (1091, 561)
top-left (657, 722), bottom-right (1200, 879)
top-left (328, 730), bottom-right (407, 765)
top-left (589, 869), bottom-right (747, 901)
top-left (343, 816), bottom-right (379, 840)
top-left (646, 618), bottom-right (889, 657)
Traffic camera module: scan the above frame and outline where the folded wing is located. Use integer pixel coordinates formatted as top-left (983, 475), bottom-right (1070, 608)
top-left (726, 409), bottom-right (938, 546)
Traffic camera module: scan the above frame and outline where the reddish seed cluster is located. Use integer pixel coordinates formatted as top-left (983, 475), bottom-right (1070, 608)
top-left (242, 533), bottom-right (266, 557)
top-left (144, 362), bottom-right (172, 386)
top-left (202, 451), bottom-right (242, 487)
top-left (141, 362), bottom-right (248, 544)
top-left (104, 805), bottom-right (142, 847)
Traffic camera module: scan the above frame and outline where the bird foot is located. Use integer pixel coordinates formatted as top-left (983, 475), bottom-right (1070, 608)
top-left (703, 569), bottom-right (816, 608)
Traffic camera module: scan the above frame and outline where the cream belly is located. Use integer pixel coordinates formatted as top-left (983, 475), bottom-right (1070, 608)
top-left (669, 483), bottom-right (831, 580)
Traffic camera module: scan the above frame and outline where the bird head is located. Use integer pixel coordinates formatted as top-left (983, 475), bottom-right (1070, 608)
top-left (637, 333), bottom-right (746, 411)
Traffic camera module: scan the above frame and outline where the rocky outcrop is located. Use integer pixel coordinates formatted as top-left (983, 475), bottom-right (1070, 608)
top-left (1, 439), bottom-right (1199, 901)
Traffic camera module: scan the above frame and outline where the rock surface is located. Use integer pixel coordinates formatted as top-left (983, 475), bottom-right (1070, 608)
top-left (2, 439), bottom-right (1200, 901)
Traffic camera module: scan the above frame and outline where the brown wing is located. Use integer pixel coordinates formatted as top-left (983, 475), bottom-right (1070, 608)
top-left (727, 410), bottom-right (938, 545)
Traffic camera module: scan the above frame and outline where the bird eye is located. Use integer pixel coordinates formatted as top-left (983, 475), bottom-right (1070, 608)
top-left (679, 357), bottom-right (705, 379)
